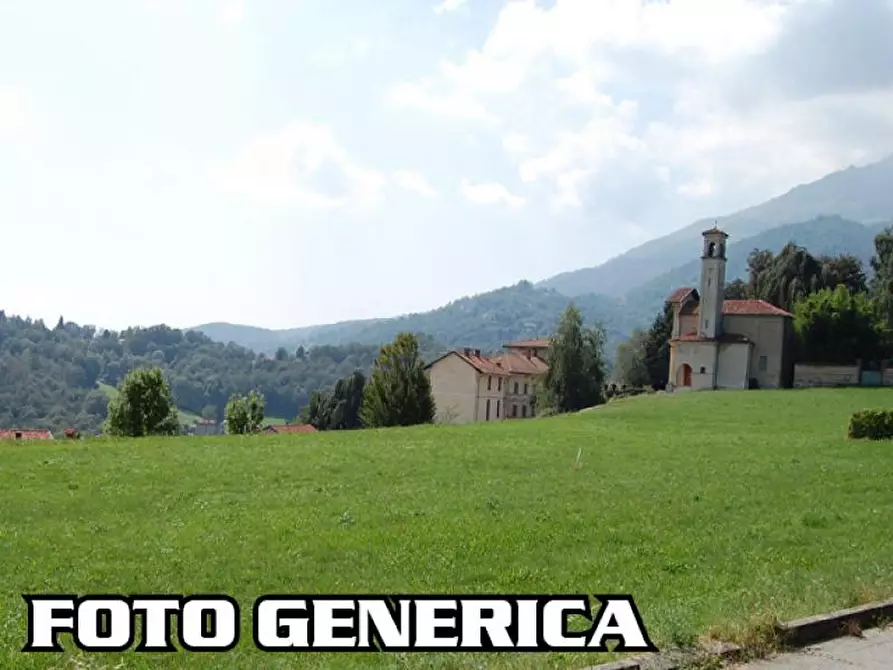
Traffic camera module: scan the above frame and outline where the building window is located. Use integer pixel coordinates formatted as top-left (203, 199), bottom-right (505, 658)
top-left (496, 400), bottom-right (500, 418)
top-left (514, 382), bottom-right (519, 394)
top-left (758, 356), bottom-right (768, 371)
top-left (497, 378), bottom-right (502, 391)
top-left (707, 278), bottom-right (711, 287)
top-left (705, 319), bottom-right (709, 330)
top-left (487, 376), bottom-right (492, 390)
top-left (486, 399), bottom-right (491, 421)
top-left (531, 384), bottom-right (536, 395)
top-left (512, 404), bottom-right (518, 417)
top-left (524, 383), bottom-right (528, 395)
top-left (699, 366), bottom-right (706, 374)
top-left (522, 405), bottom-right (527, 418)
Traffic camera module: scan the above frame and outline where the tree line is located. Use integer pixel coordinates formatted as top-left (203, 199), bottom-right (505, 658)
top-left (0, 312), bottom-right (443, 434)
top-left (613, 227), bottom-right (893, 386)
top-left (105, 306), bottom-right (615, 438)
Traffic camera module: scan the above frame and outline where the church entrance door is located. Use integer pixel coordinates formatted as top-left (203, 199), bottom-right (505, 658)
top-left (677, 364), bottom-right (692, 387)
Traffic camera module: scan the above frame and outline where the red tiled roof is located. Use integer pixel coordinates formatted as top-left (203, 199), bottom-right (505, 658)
top-left (504, 338), bottom-right (551, 348)
top-left (267, 424), bottom-right (316, 434)
top-left (689, 300), bottom-right (792, 317)
top-left (667, 287), bottom-right (697, 304)
top-left (721, 299), bottom-right (793, 317)
top-left (0, 429), bottom-right (54, 440)
top-left (491, 352), bottom-right (549, 375)
top-left (671, 333), bottom-right (751, 344)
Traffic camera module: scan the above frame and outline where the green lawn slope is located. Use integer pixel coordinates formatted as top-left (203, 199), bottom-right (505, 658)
top-left (3, 388), bottom-right (893, 668)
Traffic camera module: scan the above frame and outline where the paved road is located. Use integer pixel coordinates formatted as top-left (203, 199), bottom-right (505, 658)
top-left (730, 627), bottom-right (893, 669)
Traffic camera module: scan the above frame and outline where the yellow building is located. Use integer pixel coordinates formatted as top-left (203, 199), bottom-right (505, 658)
top-left (424, 339), bottom-right (550, 424)
top-left (667, 227), bottom-right (795, 390)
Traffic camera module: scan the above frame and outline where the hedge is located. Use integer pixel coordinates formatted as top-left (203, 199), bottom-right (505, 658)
top-left (848, 409), bottom-right (893, 440)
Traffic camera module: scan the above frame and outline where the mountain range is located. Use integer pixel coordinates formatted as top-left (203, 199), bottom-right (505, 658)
top-left (194, 155), bottom-right (893, 358)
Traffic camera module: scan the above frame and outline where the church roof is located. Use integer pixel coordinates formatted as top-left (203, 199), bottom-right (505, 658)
top-left (719, 300), bottom-right (793, 317)
top-left (667, 287), bottom-right (697, 304)
top-left (666, 291), bottom-right (794, 318)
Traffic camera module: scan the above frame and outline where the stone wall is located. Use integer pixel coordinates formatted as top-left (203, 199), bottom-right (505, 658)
top-left (793, 363), bottom-right (861, 388)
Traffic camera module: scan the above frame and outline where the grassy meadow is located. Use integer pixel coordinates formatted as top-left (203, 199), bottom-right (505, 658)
top-left (2, 388), bottom-right (893, 669)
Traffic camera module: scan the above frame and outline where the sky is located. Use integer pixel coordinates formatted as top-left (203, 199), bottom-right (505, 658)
top-left (1, 0), bottom-right (893, 332)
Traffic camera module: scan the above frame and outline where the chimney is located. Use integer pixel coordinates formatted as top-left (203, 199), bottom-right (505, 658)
top-left (463, 347), bottom-right (472, 356)
top-left (474, 349), bottom-right (481, 357)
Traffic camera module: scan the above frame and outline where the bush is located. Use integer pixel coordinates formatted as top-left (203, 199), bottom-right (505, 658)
top-left (848, 409), bottom-right (893, 440)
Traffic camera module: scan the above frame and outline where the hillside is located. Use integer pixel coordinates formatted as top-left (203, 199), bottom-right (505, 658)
top-left (539, 154), bottom-right (893, 298)
top-left (194, 281), bottom-right (649, 361)
top-left (622, 216), bottom-right (888, 316)
top-left (0, 312), bottom-right (444, 434)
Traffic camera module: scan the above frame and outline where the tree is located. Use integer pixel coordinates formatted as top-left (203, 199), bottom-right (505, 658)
top-left (274, 346), bottom-right (289, 361)
top-left (104, 367), bottom-right (180, 437)
top-left (641, 301), bottom-right (674, 389)
top-left (361, 333), bottom-right (435, 428)
top-left (613, 330), bottom-right (650, 387)
top-left (793, 286), bottom-right (882, 364)
top-left (542, 304), bottom-right (607, 413)
top-left (819, 254), bottom-right (867, 295)
top-left (870, 226), bottom-right (893, 329)
top-left (724, 279), bottom-right (750, 299)
top-left (225, 391), bottom-right (265, 434)
top-left (301, 370), bottom-right (367, 430)
top-left (329, 370), bottom-right (366, 430)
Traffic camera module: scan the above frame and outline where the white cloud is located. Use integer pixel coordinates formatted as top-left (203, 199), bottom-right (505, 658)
top-left (312, 40), bottom-right (373, 67)
top-left (391, 0), bottom-right (893, 224)
top-left (215, 121), bottom-right (386, 212)
top-left (460, 178), bottom-right (525, 209)
top-left (0, 89), bottom-right (30, 136)
top-left (433, 0), bottom-right (469, 14)
top-left (392, 170), bottom-right (438, 197)
top-left (220, 0), bottom-right (244, 25)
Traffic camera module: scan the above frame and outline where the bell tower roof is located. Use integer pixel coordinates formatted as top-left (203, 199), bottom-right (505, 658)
top-left (702, 224), bottom-right (729, 238)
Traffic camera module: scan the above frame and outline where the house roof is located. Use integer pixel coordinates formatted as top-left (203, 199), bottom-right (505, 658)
top-left (265, 424), bottom-right (316, 434)
top-left (425, 350), bottom-right (510, 376)
top-left (491, 352), bottom-right (549, 375)
top-left (671, 333), bottom-right (751, 344)
top-left (504, 338), bottom-right (551, 348)
top-left (0, 429), bottom-right (54, 440)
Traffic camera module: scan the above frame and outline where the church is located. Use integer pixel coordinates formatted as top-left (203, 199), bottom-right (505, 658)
top-left (666, 227), bottom-right (796, 391)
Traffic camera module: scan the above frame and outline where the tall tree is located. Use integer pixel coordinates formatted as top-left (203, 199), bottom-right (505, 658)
top-left (819, 254), bottom-right (868, 295)
top-left (870, 226), bottom-right (893, 329)
top-left (543, 304), bottom-right (607, 413)
top-left (724, 279), bottom-right (750, 299)
top-left (302, 370), bottom-right (366, 431)
top-left (361, 333), bottom-right (435, 428)
top-left (613, 330), bottom-right (650, 387)
top-left (793, 286), bottom-right (881, 364)
top-left (641, 301), bottom-right (674, 389)
top-left (104, 367), bottom-right (180, 437)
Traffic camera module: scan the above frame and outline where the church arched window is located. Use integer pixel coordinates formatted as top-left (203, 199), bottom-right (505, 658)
top-left (707, 242), bottom-right (716, 257)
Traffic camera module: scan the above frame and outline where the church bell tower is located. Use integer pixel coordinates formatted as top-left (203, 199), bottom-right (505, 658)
top-left (699, 226), bottom-right (728, 339)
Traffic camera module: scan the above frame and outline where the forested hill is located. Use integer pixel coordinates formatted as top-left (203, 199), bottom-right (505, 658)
top-left (0, 311), bottom-right (443, 435)
top-left (196, 281), bottom-right (647, 360)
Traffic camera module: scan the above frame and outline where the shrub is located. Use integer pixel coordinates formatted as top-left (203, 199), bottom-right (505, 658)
top-left (848, 409), bottom-right (893, 440)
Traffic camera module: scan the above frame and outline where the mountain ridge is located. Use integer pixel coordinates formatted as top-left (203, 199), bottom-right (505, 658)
top-left (194, 155), bottom-right (893, 356)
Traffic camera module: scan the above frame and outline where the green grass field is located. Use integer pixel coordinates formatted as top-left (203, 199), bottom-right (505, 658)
top-left (3, 388), bottom-right (893, 669)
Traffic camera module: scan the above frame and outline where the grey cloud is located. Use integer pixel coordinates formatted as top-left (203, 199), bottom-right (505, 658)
top-left (737, 0), bottom-right (893, 102)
